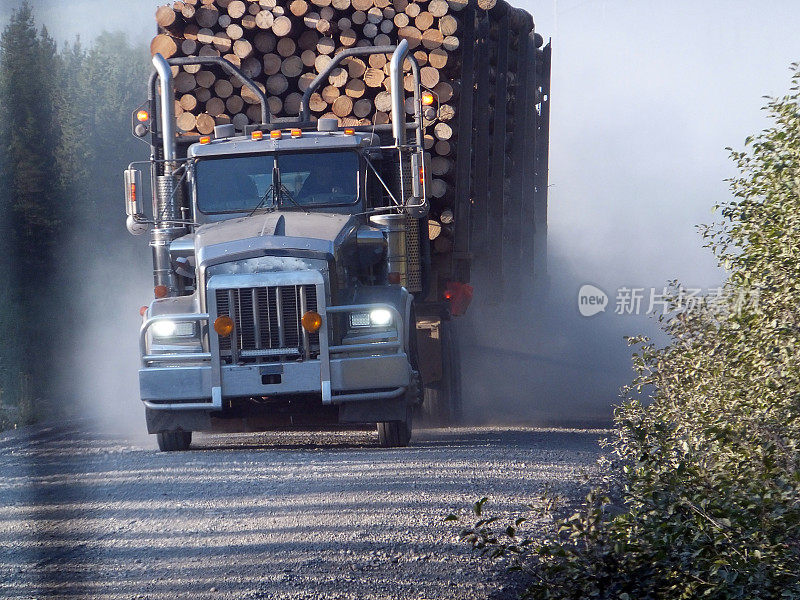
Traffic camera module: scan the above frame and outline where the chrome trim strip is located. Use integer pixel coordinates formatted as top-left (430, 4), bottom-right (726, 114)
top-left (240, 347), bottom-right (300, 357)
top-left (328, 342), bottom-right (401, 353)
top-left (317, 280), bottom-right (332, 404)
top-left (300, 285), bottom-right (311, 359)
top-left (276, 286), bottom-right (285, 347)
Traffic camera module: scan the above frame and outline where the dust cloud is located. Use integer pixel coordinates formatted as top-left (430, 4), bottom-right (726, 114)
top-left (458, 241), bottom-right (663, 428)
top-left (59, 243), bottom-right (152, 442)
top-left (450, 0), bottom-right (800, 427)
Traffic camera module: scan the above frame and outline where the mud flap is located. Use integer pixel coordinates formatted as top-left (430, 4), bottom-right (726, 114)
top-left (146, 408), bottom-right (213, 434)
top-left (338, 398), bottom-right (408, 424)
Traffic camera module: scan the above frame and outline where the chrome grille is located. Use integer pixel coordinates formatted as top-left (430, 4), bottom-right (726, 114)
top-left (214, 285), bottom-right (319, 363)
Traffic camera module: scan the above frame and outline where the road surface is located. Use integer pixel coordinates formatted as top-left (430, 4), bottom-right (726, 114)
top-left (0, 425), bottom-right (606, 599)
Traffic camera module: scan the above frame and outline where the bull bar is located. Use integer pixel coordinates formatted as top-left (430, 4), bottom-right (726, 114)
top-left (139, 303), bottom-right (408, 411)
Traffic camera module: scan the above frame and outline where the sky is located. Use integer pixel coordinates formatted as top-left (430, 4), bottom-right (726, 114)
top-left (529, 0), bottom-right (800, 293)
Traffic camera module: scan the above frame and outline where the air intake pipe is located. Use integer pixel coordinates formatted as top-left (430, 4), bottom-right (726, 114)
top-left (151, 53), bottom-right (183, 296)
top-left (370, 213), bottom-right (408, 288)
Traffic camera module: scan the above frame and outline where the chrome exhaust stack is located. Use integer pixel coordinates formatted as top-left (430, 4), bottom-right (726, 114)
top-left (152, 53), bottom-right (177, 174)
top-left (389, 41), bottom-right (428, 220)
top-left (389, 39), bottom-right (410, 149)
top-left (381, 42), bottom-right (414, 287)
top-left (151, 53), bottom-right (183, 296)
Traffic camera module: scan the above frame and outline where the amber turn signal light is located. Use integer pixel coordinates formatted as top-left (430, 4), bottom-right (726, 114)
top-left (301, 311), bottom-right (322, 333)
top-left (154, 285), bottom-right (168, 299)
top-left (214, 315), bottom-right (235, 337)
top-left (421, 91), bottom-right (435, 106)
top-left (136, 109), bottom-right (150, 122)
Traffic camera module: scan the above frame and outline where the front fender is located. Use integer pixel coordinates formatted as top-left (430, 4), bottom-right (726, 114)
top-left (146, 293), bottom-right (202, 319)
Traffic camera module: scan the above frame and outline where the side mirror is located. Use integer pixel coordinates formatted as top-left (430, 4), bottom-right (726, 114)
top-left (124, 169), bottom-right (148, 235)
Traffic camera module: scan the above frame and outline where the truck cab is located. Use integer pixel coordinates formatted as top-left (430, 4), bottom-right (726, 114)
top-left (127, 43), bottom-right (439, 451)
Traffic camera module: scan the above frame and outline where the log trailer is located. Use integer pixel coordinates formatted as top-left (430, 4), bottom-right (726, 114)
top-left (126, 1), bottom-right (550, 451)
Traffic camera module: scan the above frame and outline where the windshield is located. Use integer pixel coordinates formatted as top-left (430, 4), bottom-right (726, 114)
top-left (195, 151), bottom-right (359, 214)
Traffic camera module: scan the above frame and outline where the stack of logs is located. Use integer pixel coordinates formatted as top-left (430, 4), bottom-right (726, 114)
top-left (151, 0), bottom-right (537, 259)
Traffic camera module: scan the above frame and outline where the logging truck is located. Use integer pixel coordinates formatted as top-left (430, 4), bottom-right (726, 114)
top-left (127, 0), bottom-right (549, 451)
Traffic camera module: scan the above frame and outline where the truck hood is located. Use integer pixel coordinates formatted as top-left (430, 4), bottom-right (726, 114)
top-left (192, 211), bottom-right (358, 267)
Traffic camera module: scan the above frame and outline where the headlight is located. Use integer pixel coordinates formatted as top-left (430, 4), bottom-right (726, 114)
top-left (349, 308), bottom-right (393, 328)
top-left (151, 320), bottom-right (197, 339)
top-left (370, 308), bottom-right (392, 326)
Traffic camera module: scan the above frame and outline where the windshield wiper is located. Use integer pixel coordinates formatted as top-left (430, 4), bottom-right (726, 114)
top-left (248, 163), bottom-right (280, 217)
top-left (277, 183), bottom-right (304, 210)
top-left (247, 186), bottom-right (277, 216)
top-left (272, 162), bottom-right (306, 212)
top-left (247, 162), bottom-right (306, 216)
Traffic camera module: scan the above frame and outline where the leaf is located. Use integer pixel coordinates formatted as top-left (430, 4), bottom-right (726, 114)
top-left (473, 497), bottom-right (489, 516)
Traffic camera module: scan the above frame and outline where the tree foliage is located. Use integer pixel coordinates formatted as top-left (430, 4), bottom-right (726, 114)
top-left (0, 3), bottom-right (149, 425)
top-left (451, 65), bottom-right (800, 599)
top-left (0, 3), bottom-right (63, 418)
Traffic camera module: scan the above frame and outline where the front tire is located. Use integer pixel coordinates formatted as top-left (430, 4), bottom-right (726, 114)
top-left (377, 408), bottom-right (412, 447)
top-left (156, 430), bottom-right (192, 452)
top-left (376, 307), bottom-right (419, 448)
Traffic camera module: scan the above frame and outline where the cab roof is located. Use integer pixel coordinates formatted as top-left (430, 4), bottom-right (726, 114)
top-left (189, 129), bottom-right (379, 158)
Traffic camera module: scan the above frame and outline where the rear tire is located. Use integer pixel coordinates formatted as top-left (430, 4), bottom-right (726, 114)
top-left (156, 430), bottom-right (192, 452)
top-left (377, 406), bottom-right (412, 447)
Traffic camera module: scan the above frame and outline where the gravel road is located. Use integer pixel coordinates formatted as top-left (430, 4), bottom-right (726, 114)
top-left (0, 424), bottom-right (607, 599)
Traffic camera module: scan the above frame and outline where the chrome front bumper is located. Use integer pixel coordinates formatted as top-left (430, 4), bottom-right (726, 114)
top-left (139, 352), bottom-right (410, 410)
top-left (139, 277), bottom-right (410, 412)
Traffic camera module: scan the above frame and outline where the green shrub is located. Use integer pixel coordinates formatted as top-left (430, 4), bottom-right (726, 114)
top-left (448, 66), bottom-right (800, 599)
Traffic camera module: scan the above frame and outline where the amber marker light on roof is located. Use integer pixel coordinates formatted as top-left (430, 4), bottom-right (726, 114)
top-left (199, 136), bottom-right (211, 144)
top-left (343, 128), bottom-right (355, 135)
top-left (251, 130), bottom-right (263, 140)
top-left (270, 130), bottom-right (281, 139)
top-left (290, 128), bottom-right (302, 138)
top-left (136, 109), bottom-right (150, 122)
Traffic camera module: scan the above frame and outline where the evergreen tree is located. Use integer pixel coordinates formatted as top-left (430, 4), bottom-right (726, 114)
top-left (52, 32), bottom-right (151, 409)
top-left (66, 31), bottom-right (150, 239)
top-left (0, 3), bottom-right (151, 427)
top-left (0, 2), bottom-right (64, 419)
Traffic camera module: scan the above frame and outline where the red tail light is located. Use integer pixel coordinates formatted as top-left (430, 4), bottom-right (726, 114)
top-left (443, 281), bottom-right (474, 316)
